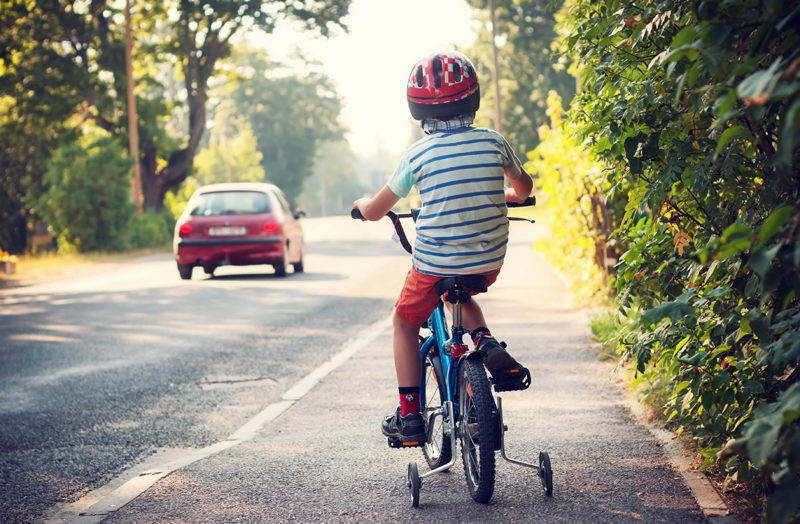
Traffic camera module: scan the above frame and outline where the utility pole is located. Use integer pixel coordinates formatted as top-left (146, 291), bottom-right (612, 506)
top-left (489, 0), bottom-right (503, 134)
top-left (125, 0), bottom-right (142, 215)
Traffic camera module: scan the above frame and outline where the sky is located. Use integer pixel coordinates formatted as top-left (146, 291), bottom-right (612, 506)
top-left (256, 0), bottom-right (477, 158)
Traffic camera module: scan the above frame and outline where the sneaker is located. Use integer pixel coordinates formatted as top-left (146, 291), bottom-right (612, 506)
top-left (381, 407), bottom-right (427, 443)
top-left (475, 335), bottom-right (531, 391)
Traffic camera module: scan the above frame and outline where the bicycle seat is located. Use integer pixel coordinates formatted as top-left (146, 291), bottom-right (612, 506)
top-left (436, 275), bottom-right (488, 304)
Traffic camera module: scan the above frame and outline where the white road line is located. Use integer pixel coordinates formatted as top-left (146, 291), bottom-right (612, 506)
top-left (42, 315), bottom-right (392, 524)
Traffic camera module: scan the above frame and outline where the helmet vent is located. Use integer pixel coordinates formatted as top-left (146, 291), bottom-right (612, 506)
top-left (453, 62), bottom-right (462, 82)
top-left (433, 55), bottom-right (442, 89)
top-left (416, 66), bottom-right (424, 87)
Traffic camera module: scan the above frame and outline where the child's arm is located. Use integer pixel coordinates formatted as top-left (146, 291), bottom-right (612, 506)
top-left (505, 168), bottom-right (534, 204)
top-left (353, 186), bottom-right (401, 221)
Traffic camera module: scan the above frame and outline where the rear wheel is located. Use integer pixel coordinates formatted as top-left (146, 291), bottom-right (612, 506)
top-left (292, 255), bottom-right (304, 273)
top-left (458, 358), bottom-right (497, 503)
top-left (177, 263), bottom-right (193, 280)
top-left (273, 246), bottom-right (287, 277)
top-left (422, 349), bottom-right (452, 469)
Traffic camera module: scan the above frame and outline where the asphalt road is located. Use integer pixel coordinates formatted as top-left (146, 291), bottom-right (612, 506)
top-left (1, 216), bottom-right (708, 523)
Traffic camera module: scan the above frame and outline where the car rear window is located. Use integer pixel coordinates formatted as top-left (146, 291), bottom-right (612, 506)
top-left (188, 191), bottom-right (271, 216)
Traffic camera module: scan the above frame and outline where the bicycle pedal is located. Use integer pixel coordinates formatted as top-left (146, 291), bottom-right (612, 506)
top-left (491, 368), bottom-right (532, 392)
top-left (387, 437), bottom-right (424, 449)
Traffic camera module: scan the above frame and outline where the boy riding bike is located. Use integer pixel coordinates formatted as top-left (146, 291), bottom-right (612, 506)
top-left (352, 51), bottom-right (534, 445)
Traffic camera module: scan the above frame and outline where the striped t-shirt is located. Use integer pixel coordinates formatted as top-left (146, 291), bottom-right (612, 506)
top-left (387, 126), bottom-right (525, 276)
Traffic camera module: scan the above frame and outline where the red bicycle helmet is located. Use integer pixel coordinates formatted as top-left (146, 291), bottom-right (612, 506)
top-left (406, 51), bottom-right (480, 120)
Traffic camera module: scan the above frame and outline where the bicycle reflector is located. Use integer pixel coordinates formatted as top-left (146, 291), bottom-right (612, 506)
top-left (450, 343), bottom-right (469, 359)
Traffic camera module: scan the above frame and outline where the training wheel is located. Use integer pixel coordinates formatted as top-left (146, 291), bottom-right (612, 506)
top-left (538, 451), bottom-right (553, 497)
top-left (407, 462), bottom-right (421, 507)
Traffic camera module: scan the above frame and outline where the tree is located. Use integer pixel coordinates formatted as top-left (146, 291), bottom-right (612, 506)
top-left (227, 49), bottom-right (346, 203)
top-left (31, 136), bottom-right (134, 252)
top-left (0, 1), bottom-right (85, 253)
top-left (141, 0), bottom-right (350, 209)
top-left (466, 0), bottom-right (575, 155)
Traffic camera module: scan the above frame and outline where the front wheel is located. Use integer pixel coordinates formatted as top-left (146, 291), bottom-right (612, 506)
top-left (422, 350), bottom-right (452, 469)
top-left (458, 358), bottom-right (497, 503)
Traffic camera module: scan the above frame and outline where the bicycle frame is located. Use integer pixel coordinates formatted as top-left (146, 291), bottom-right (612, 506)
top-left (419, 301), bottom-right (458, 402)
top-left (417, 299), bottom-right (463, 478)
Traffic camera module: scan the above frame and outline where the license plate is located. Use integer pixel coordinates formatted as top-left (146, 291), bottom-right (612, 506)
top-left (208, 226), bottom-right (246, 236)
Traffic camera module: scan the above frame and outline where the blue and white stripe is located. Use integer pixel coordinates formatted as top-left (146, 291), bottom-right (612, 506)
top-left (388, 127), bottom-right (524, 276)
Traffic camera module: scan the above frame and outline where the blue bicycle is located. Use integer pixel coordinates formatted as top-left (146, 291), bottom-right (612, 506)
top-left (352, 199), bottom-right (553, 507)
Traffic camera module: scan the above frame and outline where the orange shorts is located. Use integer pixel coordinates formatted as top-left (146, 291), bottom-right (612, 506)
top-left (395, 266), bottom-right (500, 325)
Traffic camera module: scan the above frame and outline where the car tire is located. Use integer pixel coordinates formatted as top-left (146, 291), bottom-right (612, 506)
top-left (273, 247), bottom-right (287, 277)
top-left (292, 255), bottom-right (304, 273)
top-left (178, 263), bottom-right (193, 280)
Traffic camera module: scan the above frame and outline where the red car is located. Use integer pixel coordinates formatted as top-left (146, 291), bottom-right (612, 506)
top-left (173, 183), bottom-right (305, 279)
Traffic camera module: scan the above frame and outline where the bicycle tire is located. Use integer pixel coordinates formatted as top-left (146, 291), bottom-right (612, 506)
top-left (458, 357), bottom-right (497, 503)
top-left (422, 350), bottom-right (452, 469)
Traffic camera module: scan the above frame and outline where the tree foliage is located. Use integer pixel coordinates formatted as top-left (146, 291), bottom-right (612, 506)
top-left (562, 0), bottom-right (799, 519)
top-left (525, 91), bottom-right (611, 304)
top-left (30, 136), bottom-right (134, 252)
top-left (0, 0), bottom-right (351, 251)
top-left (300, 140), bottom-right (365, 217)
top-left (467, 0), bottom-right (575, 154)
top-left (193, 112), bottom-right (265, 186)
top-left (226, 50), bottom-right (345, 203)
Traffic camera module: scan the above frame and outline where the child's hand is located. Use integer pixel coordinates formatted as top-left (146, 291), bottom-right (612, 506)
top-left (352, 188), bottom-right (401, 221)
top-left (352, 198), bottom-right (369, 220)
top-left (504, 187), bottom-right (527, 204)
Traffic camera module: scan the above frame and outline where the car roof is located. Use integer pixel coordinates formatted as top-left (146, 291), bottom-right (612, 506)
top-left (195, 183), bottom-right (283, 195)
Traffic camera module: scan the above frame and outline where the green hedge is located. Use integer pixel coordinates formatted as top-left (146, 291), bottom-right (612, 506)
top-left (562, 0), bottom-right (799, 520)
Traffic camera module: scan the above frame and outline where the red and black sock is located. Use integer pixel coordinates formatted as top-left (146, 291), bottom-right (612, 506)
top-left (471, 327), bottom-right (492, 347)
top-left (398, 386), bottom-right (420, 417)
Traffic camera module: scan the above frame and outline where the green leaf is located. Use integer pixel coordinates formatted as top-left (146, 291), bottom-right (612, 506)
top-left (749, 241), bottom-right (784, 279)
top-left (750, 317), bottom-right (771, 341)
top-left (755, 206), bottom-right (793, 250)
top-left (718, 223), bottom-right (753, 258)
top-left (743, 413), bottom-right (782, 466)
top-left (743, 380), bottom-right (765, 394)
top-left (641, 300), bottom-right (694, 326)
top-left (766, 481), bottom-right (800, 524)
top-left (737, 58), bottom-right (783, 100)
top-left (671, 26), bottom-right (698, 48)
top-left (703, 286), bottom-right (730, 299)
top-left (778, 99), bottom-right (800, 166)
top-left (714, 126), bottom-right (742, 158)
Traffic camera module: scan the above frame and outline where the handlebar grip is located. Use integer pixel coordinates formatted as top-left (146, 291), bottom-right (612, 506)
top-left (350, 208), bottom-right (364, 219)
top-left (507, 196), bottom-right (536, 208)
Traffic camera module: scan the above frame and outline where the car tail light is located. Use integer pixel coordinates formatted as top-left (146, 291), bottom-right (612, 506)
top-left (263, 222), bottom-right (278, 233)
top-left (179, 223), bottom-right (193, 235)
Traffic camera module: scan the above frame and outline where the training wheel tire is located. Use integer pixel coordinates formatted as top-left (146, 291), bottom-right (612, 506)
top-left (407, 462), bottom-right (421, 507)
top-left (539, 451), bottom-right (553, 497)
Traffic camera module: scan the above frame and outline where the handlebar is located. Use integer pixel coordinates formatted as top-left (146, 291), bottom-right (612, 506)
top-left (351, 196), bottom-right (535, 255)
top-left (508, 196), bottom-right (536, 207)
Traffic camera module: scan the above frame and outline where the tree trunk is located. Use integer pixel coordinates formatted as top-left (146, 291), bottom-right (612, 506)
top-left (140, 75), bottom-right (209, 211)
